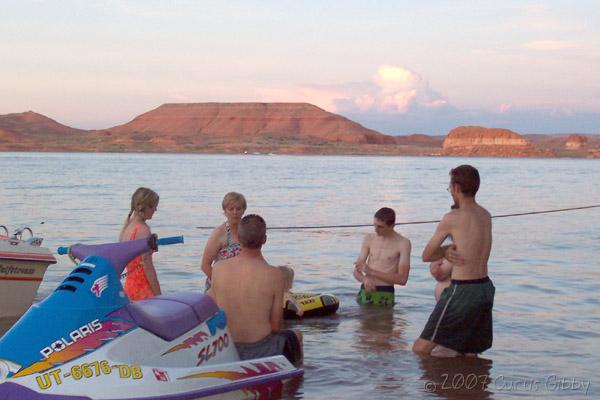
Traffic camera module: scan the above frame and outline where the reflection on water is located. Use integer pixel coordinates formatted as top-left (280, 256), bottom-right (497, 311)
top-left (353, 305), bottom-right (408, 354)
top-left (1, 153), bottom-right (599, 399)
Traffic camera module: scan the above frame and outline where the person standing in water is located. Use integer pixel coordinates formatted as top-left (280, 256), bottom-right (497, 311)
top-left (119, 187), bottom-right (161, 301)
top-left (353, 207), bottom-right (411, 306)
top-left (413, 164), bottom-right (494, 357)
top-left (201, 192), bottom-right (246, 291)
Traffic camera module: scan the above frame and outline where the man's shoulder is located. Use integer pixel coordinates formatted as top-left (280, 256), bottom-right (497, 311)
top-left (441, 209), bottom-right (460, 223)
top-left (478, 204), bottom-right (492, 219)
top-left (363, 233), bottom-right (376, 242)
top-left (394, 232), bottom-right (411, 246)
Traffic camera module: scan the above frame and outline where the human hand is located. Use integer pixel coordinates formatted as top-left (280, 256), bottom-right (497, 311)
top-left (429, 260), bottom-right (443, 280)
top-left (354, 262), bottom-right (367, 274)
top-left (444, 245), bottom-right (465, 266)
top-left (296, 308), bottom-right (304, 317)
top-left (364, 276), bottom-right (377, 292)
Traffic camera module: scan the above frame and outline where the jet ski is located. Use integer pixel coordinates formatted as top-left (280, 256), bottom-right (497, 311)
top-left (0, 235), bottom-right (303, 399)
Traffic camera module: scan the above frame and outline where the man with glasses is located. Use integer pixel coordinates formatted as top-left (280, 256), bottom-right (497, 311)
top-left (413, 165), bottom-right (495, 357)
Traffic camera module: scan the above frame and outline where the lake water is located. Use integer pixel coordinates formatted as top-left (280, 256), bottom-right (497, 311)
top-left (1, 152), bottom-right (599, 399)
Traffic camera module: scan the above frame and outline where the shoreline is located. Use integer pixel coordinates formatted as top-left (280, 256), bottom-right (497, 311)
top-left (1, 149), bottom-right (599, 159)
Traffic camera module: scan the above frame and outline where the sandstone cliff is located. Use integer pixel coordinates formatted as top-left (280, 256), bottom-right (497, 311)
top-left (0, 107), bottom-right (597, 157)
top-left (0, 111), bottom-right (86, 150)
top-left (106, 103), bottom-right (395, 145)
top-left (441, 126), bottom-right (552, 157)
top-left (565, 134), bottom-right (588, 149)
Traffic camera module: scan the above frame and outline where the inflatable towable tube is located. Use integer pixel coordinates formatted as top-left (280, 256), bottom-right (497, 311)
top-left (283, 292), bottom-right (340, 319)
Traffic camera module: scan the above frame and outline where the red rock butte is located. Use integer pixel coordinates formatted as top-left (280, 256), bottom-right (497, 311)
top-left (440, 126), bottom-right (546, 157)
top-left (565, 134), bottom-right (588, 149)
top-left (107, 103), bottom-right (396, 145)
top-left (443, 126), bottom-right (530, 148)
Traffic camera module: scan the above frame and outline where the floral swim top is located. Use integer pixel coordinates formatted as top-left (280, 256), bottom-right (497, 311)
top-left (205, 223), bottom-right (241, 292)
top-left (215, 223), bottom-right (241, 262)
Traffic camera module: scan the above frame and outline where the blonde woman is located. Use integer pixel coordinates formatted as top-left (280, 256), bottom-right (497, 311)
top-left (201, 192), bottom-right (246, 290)
top-left (119, 187), bottom-right (161, 301)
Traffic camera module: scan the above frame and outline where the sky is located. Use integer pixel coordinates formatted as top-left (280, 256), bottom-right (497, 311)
top-left (1, 0), bottom-right (600, 135)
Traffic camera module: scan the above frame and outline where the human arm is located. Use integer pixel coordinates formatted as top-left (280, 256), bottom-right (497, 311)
top-left (200, 227), bottom-right (223, 280)
top-left (135, 224), bottom-right (161, 295)
top-left (270, 271), bottom-right (284, 333)
top-left (354, 235), bottom-right (370, 273)
top-left (353, 236), bottom-right (377, 290)
top-left (422, 215), bottom-right (453, 262)
top-left (284, 292), bottom-right (304, 317)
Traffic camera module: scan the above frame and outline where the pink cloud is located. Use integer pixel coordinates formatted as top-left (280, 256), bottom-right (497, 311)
top-left (257, 65), bottom-right (449, 115)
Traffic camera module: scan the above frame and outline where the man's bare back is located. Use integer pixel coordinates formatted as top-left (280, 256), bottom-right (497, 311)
top-left (437, 202), bottom-right (492, 280)
top-left (211, 253), bottom-right (283, 343)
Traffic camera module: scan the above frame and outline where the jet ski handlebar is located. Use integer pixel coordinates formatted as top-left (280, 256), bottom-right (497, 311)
top-left (57, 235), bottom-right (184, 276)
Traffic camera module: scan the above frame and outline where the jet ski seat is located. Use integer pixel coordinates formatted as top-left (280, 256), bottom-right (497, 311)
top-left (122, 292), bottom-right (219, 341)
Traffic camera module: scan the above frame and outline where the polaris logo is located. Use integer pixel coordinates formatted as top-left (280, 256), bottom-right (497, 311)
top-left (40, 319), bottom-right (103, 358)
top-left (91, 275), bottom-right (109, 297)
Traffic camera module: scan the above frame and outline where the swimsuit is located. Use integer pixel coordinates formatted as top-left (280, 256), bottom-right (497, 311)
top-left (357, 284), bottom-right (395, 306)
top-left (235, 330), bottom-right (302, 366)
top-left (215, 223), bottom-right (242, 262)
top-left (123, 225), bottom-right (154, 301)
top-left (205, 223), bottom-right (242, 291)
top-left (420, 276), bottom-right (495, 354)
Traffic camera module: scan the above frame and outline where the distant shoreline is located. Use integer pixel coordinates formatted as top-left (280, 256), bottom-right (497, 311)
top-left (1, 149), bottom-right (599, 159)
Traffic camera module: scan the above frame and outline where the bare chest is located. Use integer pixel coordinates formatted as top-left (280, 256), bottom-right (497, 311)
top-left (368, 241), bottom-right (400, 265)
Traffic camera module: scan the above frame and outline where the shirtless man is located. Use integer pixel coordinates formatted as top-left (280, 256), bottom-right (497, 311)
top-left (210, 214), bottom-right (303, 366)
top-left (413, 165), bottom-right (495, 357)
top-left (353, 207), bottom-right (411, 306)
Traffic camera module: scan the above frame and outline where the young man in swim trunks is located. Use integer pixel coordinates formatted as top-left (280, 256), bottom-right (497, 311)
top-left (353, 207), bottom-right (411, 306)
top-left (210, 214), bottom-right (303, 366)
top-left (413, 165), bottom-right (495, 357)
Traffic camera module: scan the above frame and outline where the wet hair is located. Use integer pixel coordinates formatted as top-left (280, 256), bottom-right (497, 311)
top-left (121, 187), bottom-right (159, 234)
top-left (238, 214), bottom-right (266, 249)
top-left (374, 207), bottom-right (396, 226)
top-left (222, 192), bottom-right (247, 211)
top-left (279, 266), bottom-right (295, 290)
top-left (450, 165), bottom-right (480, 197)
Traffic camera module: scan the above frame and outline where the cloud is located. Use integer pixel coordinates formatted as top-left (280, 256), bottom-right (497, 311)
top-left (355, 65), bottom-right (449, 113)
top-left (497, 103), bottom-right (514, 113)
top-left (256, 65), bottom-right (600, 135)
top-left (524, 40), bottom-right (579, 50)
top-left (257, 65), bottom-right (448, 116)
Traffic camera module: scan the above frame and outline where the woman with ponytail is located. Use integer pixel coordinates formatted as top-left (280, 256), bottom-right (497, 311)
top-left (119, 187), bottom-right (161, 300)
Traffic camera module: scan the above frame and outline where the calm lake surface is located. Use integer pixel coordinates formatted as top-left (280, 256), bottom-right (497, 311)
top-left (1, 152), bottom-right (599, 399)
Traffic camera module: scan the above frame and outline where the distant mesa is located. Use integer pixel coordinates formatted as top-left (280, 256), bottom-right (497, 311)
top-left (0, 105), bottom-right (597, 157)
top-left (0, 111), bottom-right (84, 137)
top-left (107, 102), bottom-right (396, 145)
top-left (0, 111), bottom-right (86, 151)
top-left (565, 134), bottom-right (587, 149)
top-left (441, 126), bottom-right (546, 157)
